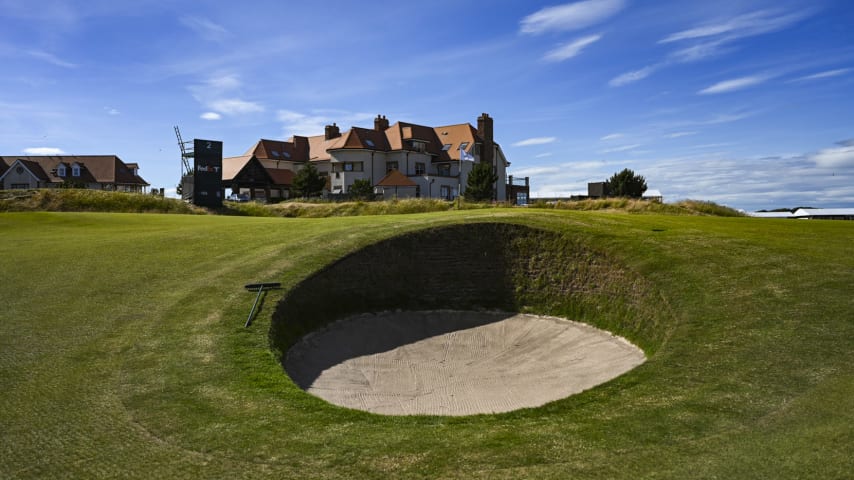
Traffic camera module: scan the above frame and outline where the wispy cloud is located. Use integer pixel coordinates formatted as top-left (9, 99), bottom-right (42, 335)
top-left (699, 75), bottom-right (769, 94)
top-left (668, 40), bottom-right (732, 63)
top-left (535, 152), bottom-right (554, 158)
top-left (520, 0), bottom-right (625, 35)
top-left (513, 137), bottom-right (558, 147)
top-left (543, 34), bottom-right (602, 62)
top-left (104, 107), bottom-right (120, 116)
top-left (609, 65), bottom-right (658, 87)
top-left (26, 50), bottom-right (77, 68)
top-left (200, 112), bottom-right (222, 120)
top-left (665, 131), bottom-right (697, 138)
top-left (600, 133), bottom-right (623, 141)
top-left (612, 9), bottom-right (811, 88)
top-left (599, 144), bottom-right (641, 153)
top-left (23, 147), bottom-right (65, 155)
top-left (180, 16), bottom-right (231, 42)
top-left (660, 9), bottom-right (809, 44)
top-left (791, 68), bottom-right (851, 82)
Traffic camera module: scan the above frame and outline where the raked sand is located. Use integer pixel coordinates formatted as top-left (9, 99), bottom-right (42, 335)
top-left (286, 310), bottom-right (645, 416)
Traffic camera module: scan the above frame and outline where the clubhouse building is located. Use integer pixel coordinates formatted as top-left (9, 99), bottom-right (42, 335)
top-left (224, 113), bottom-right (522, 202)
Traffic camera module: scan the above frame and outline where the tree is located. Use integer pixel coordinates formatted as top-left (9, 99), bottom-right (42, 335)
top-left (607, 168), bottom-right (647, 198)
top-left (465, 161), bottom-right (498, 202)
top-left (348, 178), bottom-right (375, 201)
top-left (292, 163), bottom-right (325, 198)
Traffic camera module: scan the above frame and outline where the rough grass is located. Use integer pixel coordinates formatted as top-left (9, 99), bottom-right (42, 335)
top-left (530, 197), bottom-right (744, 216)
top-left (0, 189), bottom-right (204, 214)
top-left (1, 210), bottom-right (851, 479)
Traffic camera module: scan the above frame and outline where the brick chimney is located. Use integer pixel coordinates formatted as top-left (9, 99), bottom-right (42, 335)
top-left (324, 123), bottom-right (341, 140)
top-left (477, 113), bottom-right (494, 165)
top-left (292, 136), bottom-right (309, 161)
top-left (374, 114), bottom-right (389, 131)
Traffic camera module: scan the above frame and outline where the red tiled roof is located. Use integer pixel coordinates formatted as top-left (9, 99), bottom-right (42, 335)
top-left (376, 169), bottom-right (417, 187)
top-left (433, 123), bottom-right (481, 161)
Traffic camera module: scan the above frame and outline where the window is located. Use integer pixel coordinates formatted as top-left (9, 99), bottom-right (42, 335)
top-left (440, 185), bottom-right (451, 200)
top-left (474, 144), bottom-right (481, 155)
top-left (11, 183), bottom-right (29, 189)
top-left (442, 144), bottom-right (452, 151)
top-left (415, 162), bottom-right (426, 175)
top-left (438, 164), bottom-right (450, 176)
top-left (272, 150), bottom-right (280, 157)
top-left (72, 164), bottom-right (81, 177)
top-left (410, 140), bottom-right (426, 153)
top-left (386, 161), bottom-right (398, 173)
top-left (333, 162), bottom-right (363, 173)
top-left (57, 165), bottom-right (66, 177)
top-left (365, 139), bottom-right (375, 148)
top-left (460, 142), bottom-right (469, 150)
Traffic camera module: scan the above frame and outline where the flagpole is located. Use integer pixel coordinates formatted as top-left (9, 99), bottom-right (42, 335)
top-left (458, 145), bottom-right (462, 210)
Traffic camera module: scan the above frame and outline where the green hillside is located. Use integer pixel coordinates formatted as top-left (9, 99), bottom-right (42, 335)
top-left (1, 210), bottom-right (851, 479)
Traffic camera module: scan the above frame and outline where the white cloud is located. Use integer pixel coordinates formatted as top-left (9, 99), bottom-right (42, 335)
top-left (660, 10), bottom-right (809, 44)
top-left (180, 16), bottom-right (231, 42)
top-left (520, 0), bottom-right (625, 35)
top-left (535, 152), bottom-right (554, 158)
top-left (276, 109), bottom-right (374, 137)
top-left (811, 144), bottom-right (854, 169)
top-left (209, 98), bottom-right (263, 114)
top-left (599, 144), bottom-right (641, 153)
top-left (26, 50), bottom-right (77, 68)
top-left (189, 73), bottom-right (263, 116)
top-left (23, 147), bottom-right (65, 155)
top-left (200, 112), bottom-right (222, 120)
top-left (792, 68), bottom-right (851, 82)
top-left (543, 34), bottom-right (602, 62)
top-left (600, 133), bottom-right (623, 141)
top-left (609, 65), bottom-right (658, 87)
top-left (104, 107), bottom-right (120, 116)
top-left (699, 75), bottom-right (768, 94)
top-left (513, 137), bottom-right (557, 147)
top-left (665, 131), bottom-right (697, 138)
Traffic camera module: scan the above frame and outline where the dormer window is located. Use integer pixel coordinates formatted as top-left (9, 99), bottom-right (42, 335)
top-left (71, 164), bottom-right (81, 177)
top-left (57, 164), bottom-right (66, 177)
top-left (410, 140), bottom-right (426, 153)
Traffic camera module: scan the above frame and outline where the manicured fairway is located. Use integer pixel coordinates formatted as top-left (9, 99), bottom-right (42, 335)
top-left (1, 210), bottom-right (852, 479)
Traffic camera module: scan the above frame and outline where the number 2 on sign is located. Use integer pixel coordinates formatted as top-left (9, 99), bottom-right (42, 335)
top-left (206, 141), bottom-right (212, 149)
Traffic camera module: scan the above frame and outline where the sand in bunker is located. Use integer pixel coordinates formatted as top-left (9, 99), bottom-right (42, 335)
top-left (286, 311), bottom-right (645, 416)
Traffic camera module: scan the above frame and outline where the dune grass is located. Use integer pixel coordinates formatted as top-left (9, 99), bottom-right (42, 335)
top-left (0, 210), bottom-right (851, 479)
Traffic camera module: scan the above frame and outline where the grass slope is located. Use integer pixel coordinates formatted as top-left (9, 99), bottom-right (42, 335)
top-left (0, 210), bottom-right (851, 479)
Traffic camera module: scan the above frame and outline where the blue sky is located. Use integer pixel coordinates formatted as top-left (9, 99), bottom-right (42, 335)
top-left (2, 0), bottom-right (853, 210)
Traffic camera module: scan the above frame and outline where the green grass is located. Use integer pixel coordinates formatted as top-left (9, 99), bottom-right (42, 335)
top-left (1, 210), bottom-right (852, 479)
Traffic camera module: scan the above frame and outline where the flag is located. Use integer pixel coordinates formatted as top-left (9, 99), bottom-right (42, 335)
top-left (460, 145), bottom-right (475, 162)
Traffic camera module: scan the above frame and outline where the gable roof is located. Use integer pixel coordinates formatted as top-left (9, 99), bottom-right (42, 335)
top-left (222, 155), bottom-right (254, 182)
top-left (376, 169), bottom-right (417, 187)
